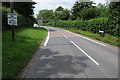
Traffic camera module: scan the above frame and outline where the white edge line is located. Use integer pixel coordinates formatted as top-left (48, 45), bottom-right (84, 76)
top-left (79, 35), bottom-right (106, 47)
top-left (71, 41), bottom-right (100, 65)
top-left (65, 30), bottom-right (106, 47)
top-left (44, 29), bottom-right (50, 46)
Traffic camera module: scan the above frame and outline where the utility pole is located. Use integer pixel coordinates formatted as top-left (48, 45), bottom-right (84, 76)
top-left (10, 0), bottom-right (15, 41)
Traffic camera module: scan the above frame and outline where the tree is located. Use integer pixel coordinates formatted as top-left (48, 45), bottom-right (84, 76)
top-left (14, 2), bottom-right (36, 17)
top-left (55, 6), bottom-right (64, 11)
top-left (2, 2), bottom-right (10, 8)
top-left (61, 9), bottom-right (70, 20)
top-left (37, 9), bottom-right (54, 23)
top-left (2, 1), bottom-right (36, 18)
top-left (54, 6), bottom-right (70, 20)
top-left (97, 3), bottom-right (109, 18)
top-left (81, 7), bottom-right (100, 20)
top-left (107, 2), bottom-right (120, 36)
top-left (71, 0), bottom-right (93, 20)
top-left (54, 11), bottom-right (63, 20)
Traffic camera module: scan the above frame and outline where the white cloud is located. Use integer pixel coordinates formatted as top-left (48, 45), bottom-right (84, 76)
top-left (33, 0), bottom-right (106, 17)
top-left (33, 1), bottom-right (75, 15)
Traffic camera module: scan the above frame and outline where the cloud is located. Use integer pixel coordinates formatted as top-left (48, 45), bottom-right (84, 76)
top-left (33, 1), bottom-right (75, 15)
top-left (33, 0), bottom-right (106, 16)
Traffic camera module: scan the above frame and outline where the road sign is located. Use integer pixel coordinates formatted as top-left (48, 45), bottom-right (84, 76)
top-left (8, 13), bottom-right (17, 26)
top-left (38, 19), bottom-right (43, 25)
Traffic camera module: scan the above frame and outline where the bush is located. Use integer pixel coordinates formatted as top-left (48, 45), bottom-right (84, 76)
top-left (46, 17), bottom-right (119, 36)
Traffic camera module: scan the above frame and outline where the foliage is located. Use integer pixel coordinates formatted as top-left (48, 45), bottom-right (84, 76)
top-left (54, 9), bottom-right (70, 20)
top-left (66, 28), bottom-right (119, 46)
top-left (55, 6), bottom-right (64, 11)
top-left (2, 6), bottom-right (34, 30)
top-left (45, 2), bottom-right (119, 37)
top-left (108, 2), bottom-right (120, 36)
top-left (71, 0), bottom-right (94, 20)
top-left (2, 2), bottom-right (36, 27)
top-left (2, 1), bottom-right (36, 17)
top-left (2, 27), bottom-right (47, 78)
top-left (80, 7), bottom-right (100, 20)
top-left (97, 3), bottom-right (109, 17)
top-left (46, 17), bottom-right (118, 36)
top-left (37, 9), bottom-right (54, 23)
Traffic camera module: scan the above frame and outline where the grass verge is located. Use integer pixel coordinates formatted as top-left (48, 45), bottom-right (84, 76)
top-left (2, 27), bottom-right (47, 78)
top-left (64, 28), bottom-right (119, 47)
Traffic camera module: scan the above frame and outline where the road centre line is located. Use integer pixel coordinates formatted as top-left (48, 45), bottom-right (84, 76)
top-left (44, 29), bottom-right (50, 46)
top-left (71, 41), bottom-right (100, 65)
top-left (65, 30), bottom-right (106, 47)
top-left (61, 33), bottom-right (68, 39)
top-left (58, 31), bottom-right (99, 65)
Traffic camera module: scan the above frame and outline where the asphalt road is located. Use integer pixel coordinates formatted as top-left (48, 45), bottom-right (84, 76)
top-left (22, 26), bottom-right (118, 78)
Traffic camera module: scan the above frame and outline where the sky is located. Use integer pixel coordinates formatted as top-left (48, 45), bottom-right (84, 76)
top-left (33, 0), bottom-right (107, 17)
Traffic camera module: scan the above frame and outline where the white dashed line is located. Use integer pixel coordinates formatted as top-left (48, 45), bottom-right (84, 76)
top-left (61, 33), bottom-right (68, 39)
top-left (71, 41), bottom-right (100, 65)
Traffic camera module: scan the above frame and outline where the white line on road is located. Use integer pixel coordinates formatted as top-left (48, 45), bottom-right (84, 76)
top-left (44, 29), bottom-right (50, 46)
top-left (61, 33), bottom-right (68, 39)
top-left (78, 35), bottom-right (106, 47)
top-left (65, 30), bottom-right (106, 47)
top-left (71, 41), bottom-right (100, 65)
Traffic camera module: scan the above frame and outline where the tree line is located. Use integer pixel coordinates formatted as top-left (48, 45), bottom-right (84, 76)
top-left (37, 0), bottom-right (119, 36)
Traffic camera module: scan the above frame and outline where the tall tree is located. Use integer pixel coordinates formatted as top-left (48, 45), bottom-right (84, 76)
top-left (81, 7), bottom-right (100, 20)
top-left (55, 6), bottom-right (64, 11)
top-left (97, 3), bottom-right (109, 18)
top-left (54, 6), bottom-right (70, 20)
top-left (71, 0), bottom-right (93, 20)
top-left (14, 2), bottom-right (36, 18)
top-left (37, 9), bottom-right (54, 23)
top-left (2, 1), bottom-right (36, 18)
top-left (107, 2), bottom-right (120, 36)
top-left (61, 9), bottom-right (70, 20)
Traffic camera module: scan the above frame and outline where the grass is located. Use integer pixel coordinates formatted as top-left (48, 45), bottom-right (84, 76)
top-left (2, 27), bottom-right (47, 78)
top-left (64, 28), bottom-right (119, 47)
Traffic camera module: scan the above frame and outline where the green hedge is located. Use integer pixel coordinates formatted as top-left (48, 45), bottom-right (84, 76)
top-left (46, 18), bottom-right (119, 36)
top-left (1, 6), bottom-right (34, 30)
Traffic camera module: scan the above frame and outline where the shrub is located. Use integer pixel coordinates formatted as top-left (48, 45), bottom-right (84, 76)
top-left (46, 17), bottom-right (119, 36)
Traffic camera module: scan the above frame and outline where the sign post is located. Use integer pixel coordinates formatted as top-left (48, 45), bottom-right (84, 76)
top-left (38, 19), bottom-right (43, 25)
top-left (8, 0), bottom-right (17, 41)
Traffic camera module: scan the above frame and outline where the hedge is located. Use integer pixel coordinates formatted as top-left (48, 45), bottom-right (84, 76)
top-left (46, 18), bottom-right (119, 36)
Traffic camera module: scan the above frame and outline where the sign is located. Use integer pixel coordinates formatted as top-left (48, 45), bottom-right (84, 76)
top-left (8, 13), bottom-right (17, 26)
top-left (38, 19), bottom-right (43, 25)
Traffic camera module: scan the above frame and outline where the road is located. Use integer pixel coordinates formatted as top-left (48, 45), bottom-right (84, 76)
top-left (22, 26), bottom-right (118, 78)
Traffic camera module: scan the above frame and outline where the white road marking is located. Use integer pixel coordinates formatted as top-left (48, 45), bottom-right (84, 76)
top-left (44, 29), bottom-right (50, 46)
top-left (61, 33), bottom-right (68, 39)
top-left (78, 35), bottom-right (106, 47)
top-left (71, 41), bottom-right (100, 65)
top-left (65, 30), bottom-right (106, 47)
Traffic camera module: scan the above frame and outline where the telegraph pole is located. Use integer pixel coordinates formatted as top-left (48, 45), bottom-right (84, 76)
top-left (10, 0), bottom-right (15, 41)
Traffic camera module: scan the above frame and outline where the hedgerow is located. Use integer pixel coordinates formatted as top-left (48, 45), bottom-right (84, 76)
top-left (46, 17), bottom-right (119, 36)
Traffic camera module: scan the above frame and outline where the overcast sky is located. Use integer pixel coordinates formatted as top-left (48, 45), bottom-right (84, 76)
top-left (33, 0), bottom-right (107, 17)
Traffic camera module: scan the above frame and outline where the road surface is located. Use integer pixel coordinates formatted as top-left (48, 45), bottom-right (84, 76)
top-left (22, 26), bottom-right (118, 78)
